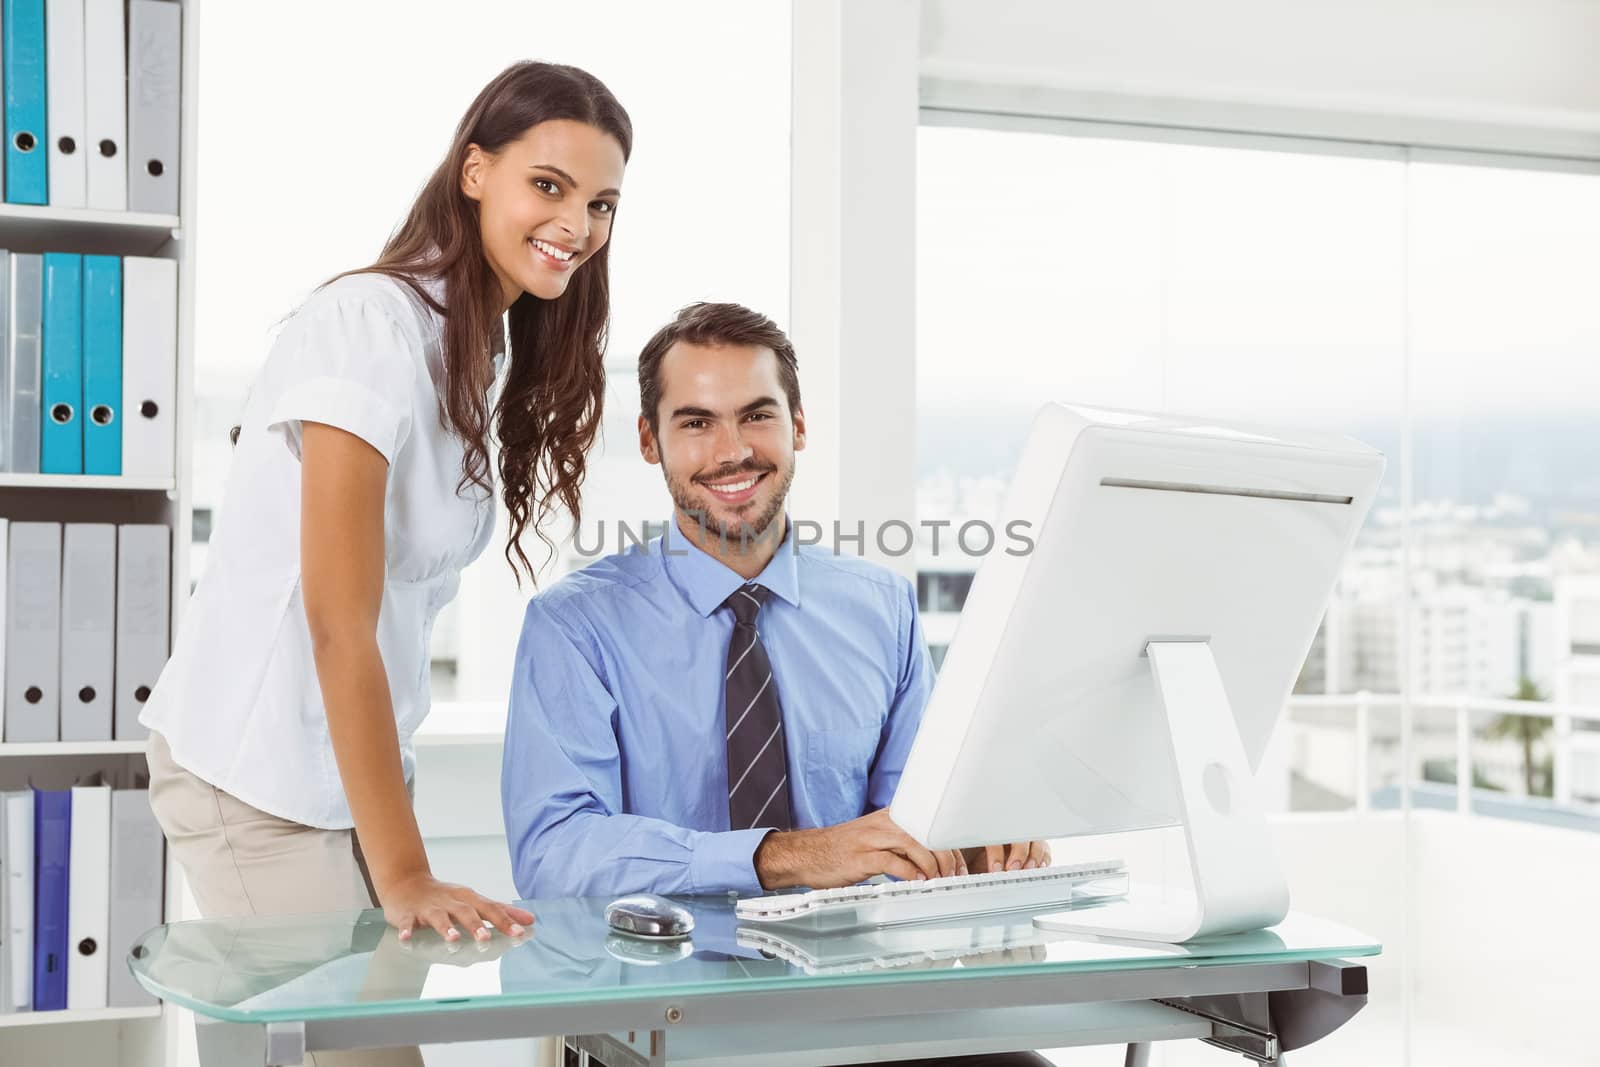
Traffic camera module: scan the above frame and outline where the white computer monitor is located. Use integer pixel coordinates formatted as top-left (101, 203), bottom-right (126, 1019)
top-left (890, 402), bottom-right (1384, 942)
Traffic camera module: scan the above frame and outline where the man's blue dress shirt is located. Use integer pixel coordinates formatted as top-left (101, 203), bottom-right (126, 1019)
top-left (501, 520), bottom-right (935, 898)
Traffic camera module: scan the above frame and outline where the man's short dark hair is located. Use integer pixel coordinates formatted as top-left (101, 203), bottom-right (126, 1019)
top-left (638, 302), bottom-right (801, 433)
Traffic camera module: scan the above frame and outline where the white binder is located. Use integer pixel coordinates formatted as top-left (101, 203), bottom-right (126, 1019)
top-left (121, 257), bottom-right (177, 481)
top-left (0, 519), bottom-right (8, 724)
top-left (45, 0), bottom-right (88, 208)
top-left (115, 524), bottom-right (169, 740)
top-left (60, 524), bottom-right (116, 742)
top-left (107, 787), bottom-right (162, 1007)
top-left (126, 0), bottom-right (182, 215)
top-left (2, 791), bottom-right (33, 1013)
top-left (83, 0), bottom-right (128, 211)
top-left (0, 253), bottom-right (10, 471)
top-left (0, 788), bottom-right (10, 1013)
top-left (4, 522), bottom-right (62, 742)
top-left (6, 254), bottom-right (43, 476)
top-left (66, 782), bottom-right (111, 1010)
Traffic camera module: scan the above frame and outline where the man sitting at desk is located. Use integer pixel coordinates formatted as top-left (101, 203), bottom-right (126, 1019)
top-left (501, 302), bottom-right (1048, 899)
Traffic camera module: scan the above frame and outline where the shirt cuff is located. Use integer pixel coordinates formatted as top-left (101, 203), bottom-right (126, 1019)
top-left (688, 827), bottom-right (771, 895)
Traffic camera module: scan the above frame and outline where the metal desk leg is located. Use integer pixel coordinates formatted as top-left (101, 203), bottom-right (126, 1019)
top-left (194, 1016), bottom-right (267, 1067)
top-left (1125, 1042), bottom-right (1153, 1067)
top-left (194, 1016), bottom-right (306, 1067)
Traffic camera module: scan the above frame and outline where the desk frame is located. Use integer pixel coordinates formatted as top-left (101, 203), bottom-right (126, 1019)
top-left (192, 957), bottom-right (1367, 1066)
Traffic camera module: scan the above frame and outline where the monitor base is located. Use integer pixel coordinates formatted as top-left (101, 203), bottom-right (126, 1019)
top-left (1037, 641), bottom-right (1289, 944)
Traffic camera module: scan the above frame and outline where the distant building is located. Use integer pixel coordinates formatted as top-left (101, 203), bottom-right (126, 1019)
top-left (1555, 574), bottom-right (1600, 803)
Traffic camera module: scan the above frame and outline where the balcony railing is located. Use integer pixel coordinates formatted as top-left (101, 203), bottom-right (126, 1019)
top-left (1283, 692), bottom-right (1600, 824)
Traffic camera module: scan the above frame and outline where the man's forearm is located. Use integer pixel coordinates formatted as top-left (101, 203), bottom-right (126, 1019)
top-left (516, 812), bottom-right (768, 898)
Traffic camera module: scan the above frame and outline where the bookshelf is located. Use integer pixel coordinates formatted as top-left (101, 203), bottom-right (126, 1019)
top-left (0, 474), bottom-right (174, 491)
top-left (0, 0), bottom-right (197, 1062)
top-left (0, 1004), bottom-right (162, 1028)
top-left (0, 204), bottom-right (180, 255)
top-left (0, 740), bottom-right (152, 758)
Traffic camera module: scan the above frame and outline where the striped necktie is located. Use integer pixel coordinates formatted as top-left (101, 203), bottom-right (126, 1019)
top-left (722, 582), bottom-right (793, 831)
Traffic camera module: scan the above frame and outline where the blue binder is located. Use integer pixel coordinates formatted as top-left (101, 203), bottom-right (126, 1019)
top-left (32, 788), bottom-right (70, 1012)
top-left (3, 0), bottom-right (48, 205)
top-left (82, 256), bottom-right (123, 475)
top-left (41, 253), bottom-right (84, 475)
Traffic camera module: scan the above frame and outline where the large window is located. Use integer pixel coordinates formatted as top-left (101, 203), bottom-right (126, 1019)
top-left (917, 123), bottom-right (1600, 1066)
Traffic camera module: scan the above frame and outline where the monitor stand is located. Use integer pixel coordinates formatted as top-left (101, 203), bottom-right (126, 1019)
top-left (1033, 640), bottom-right (1290, 943)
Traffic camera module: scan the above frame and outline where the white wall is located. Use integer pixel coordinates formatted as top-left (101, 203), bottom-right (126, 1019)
top-left (920, 0), bottom-right (1600, 160)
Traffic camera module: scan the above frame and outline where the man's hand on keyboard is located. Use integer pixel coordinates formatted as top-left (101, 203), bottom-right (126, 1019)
top-left (963, 840), bottom-right (1052, 874)
top-left (753, 808), bottom-right (967, 890)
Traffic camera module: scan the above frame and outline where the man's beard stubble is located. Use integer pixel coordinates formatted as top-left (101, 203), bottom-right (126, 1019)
top-left (667, 459), bottom-right (796, 548)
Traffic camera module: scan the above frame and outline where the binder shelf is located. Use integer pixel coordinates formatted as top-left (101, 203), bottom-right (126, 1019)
top-left (0, 1005), bottom-right (161, 1028)
top-left (0, 474), bottom-right (174, 491)
top-left (0, 206), bottom-right (179, 257)
top-left (0, 740), bottom-right (148, 757)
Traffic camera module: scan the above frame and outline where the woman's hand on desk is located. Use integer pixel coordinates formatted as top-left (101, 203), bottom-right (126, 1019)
top-left (379, 870), bottom-right (536, 944)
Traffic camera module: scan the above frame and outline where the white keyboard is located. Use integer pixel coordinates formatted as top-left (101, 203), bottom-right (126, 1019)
top-left (735, 860), bottom-right (1128, 933)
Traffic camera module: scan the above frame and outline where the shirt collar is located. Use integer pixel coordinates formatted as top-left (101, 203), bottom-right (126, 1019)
top-left (662, 515), bottom-right (802, 618)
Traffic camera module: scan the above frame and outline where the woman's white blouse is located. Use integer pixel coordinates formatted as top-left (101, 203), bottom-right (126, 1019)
top-left (141, 273), bottom-right (501, 829)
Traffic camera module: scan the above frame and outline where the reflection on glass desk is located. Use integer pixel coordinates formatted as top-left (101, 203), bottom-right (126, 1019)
top-left (130, 892), bottom-right (1381, 1066)
top-left (129, 892), bottom-right (1380, 1025)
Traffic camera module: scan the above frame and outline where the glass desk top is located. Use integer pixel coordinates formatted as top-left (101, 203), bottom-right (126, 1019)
top-left (130, 894), bottom-right (1381, 1025)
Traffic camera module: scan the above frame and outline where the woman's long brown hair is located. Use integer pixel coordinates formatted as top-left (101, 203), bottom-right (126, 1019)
top-left (340, 61), bottom-right (632, 581)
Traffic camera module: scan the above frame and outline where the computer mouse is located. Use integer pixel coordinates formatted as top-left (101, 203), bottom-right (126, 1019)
top-left (604, 894), bottom-right (695, 940)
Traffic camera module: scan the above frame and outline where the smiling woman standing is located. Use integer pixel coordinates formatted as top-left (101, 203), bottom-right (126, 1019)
top-left (139, 61), bottom-right (630, 997)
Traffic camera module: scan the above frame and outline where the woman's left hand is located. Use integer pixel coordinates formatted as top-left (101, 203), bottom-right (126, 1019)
top-left (380, 869), bottom-right (536, 943)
